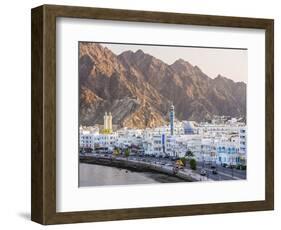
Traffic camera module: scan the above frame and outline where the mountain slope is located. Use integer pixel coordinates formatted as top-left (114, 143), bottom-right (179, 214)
top-left (79, 42), bottom-right (246, 128)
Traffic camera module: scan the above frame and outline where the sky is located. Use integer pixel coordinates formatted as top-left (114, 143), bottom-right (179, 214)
top-left (101, 42), bottom-right (247, 83)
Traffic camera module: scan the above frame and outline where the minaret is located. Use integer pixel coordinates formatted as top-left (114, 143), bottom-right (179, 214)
top-left (170, 104), bottom-right (175, 136)
top-left (104, 112), bottom-right (108, 129)
top-left (108, 112), bottom-right (112, 132)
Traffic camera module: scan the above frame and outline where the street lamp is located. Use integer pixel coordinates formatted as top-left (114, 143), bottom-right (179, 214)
top-left (202, 151), bottom-right (205, 169)
top-left (231, 157), bottom-right (234, 178)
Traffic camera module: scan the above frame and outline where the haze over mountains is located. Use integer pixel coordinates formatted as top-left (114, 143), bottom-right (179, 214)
top-left (79, 42), bottom-right (246, 128)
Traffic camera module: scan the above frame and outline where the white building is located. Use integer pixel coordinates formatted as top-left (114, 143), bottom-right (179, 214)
top-left (116, 128), bottom-right (143, 149)
top-left (79, 115), bottom-right (247, 166)
top-left (80, 133), bottom-right (94, 148)
top-left (92, 133), bottom-right (117, 150)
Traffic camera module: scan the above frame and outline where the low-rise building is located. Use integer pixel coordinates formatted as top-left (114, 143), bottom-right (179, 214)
top-left (79, 115), bottom-right (247, 166)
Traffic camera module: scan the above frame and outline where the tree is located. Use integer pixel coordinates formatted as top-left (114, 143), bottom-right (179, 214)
top-left (114, 148), bottom-right (120, 156)
top-left (189, 159), bottom-right (197, 170)
top-left (125, 148), bottom-right (130, 158)
top-left (185, 150), bottom-right (194, 157)
top-left (180, 157), bottom-right (187, 166)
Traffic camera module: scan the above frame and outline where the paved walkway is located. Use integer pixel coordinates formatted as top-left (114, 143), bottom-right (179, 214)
top-left (82, 154), bottom-right (213, 182)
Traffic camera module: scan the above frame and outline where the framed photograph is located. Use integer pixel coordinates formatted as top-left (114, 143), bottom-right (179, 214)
top-left (31, 4), bottom-right (274, 224)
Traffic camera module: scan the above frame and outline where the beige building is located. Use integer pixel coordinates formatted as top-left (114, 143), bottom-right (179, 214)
top-left (103, 112), bottom-right (112, 133)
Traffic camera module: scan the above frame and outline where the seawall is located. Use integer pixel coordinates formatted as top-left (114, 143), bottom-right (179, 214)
top-left (80, 155), bottom-right (210, 182)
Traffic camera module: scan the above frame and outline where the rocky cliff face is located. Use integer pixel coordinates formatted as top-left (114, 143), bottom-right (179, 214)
top-left (79, 42), bottom-right (246, 128)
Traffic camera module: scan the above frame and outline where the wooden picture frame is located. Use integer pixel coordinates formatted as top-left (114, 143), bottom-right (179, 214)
top-left (31, 4), bottom-right (274, 225)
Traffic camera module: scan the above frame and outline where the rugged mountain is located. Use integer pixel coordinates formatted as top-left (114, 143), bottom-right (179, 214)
top-left (79, 42), bottom-right (246, 128)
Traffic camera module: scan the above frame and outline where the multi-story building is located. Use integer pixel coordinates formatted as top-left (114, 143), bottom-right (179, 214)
top-left (116, 128), bottom-right (143, 149)
top-left (79, 113), bottom-right (247, 166)
top-left (80, 133), bottom-right (94, 148)
top-left (92, 133), bottom-right (117, 150)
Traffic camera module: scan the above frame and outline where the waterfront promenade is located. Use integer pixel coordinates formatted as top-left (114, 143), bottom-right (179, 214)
top-left (80, 154), bottom-right (213, 182)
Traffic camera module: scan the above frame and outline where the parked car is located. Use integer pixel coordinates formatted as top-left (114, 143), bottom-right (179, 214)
top-left (236, 164), bottom-right (247, 170)
top-left (212, 169), bottom-right (218, 174)
top-left (170, 156), bottom-right (176, 161)
top-left (176, 165), bottom-right (184, 169)
top-left (200, 169), bottom-right (207, 176)
top-left (171, 156), bottom-right (180, 161)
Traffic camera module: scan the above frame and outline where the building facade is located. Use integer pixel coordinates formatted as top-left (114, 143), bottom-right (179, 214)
top-left (80, 111), bottom-right (247, 166)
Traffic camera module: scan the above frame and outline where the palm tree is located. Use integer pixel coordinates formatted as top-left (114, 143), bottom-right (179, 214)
top-left (125, 148), bottom-right (130, 158)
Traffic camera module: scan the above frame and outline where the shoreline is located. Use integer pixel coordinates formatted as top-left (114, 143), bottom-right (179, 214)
top-left (79, 155), bottom-right (207, 182)
top-left (80, 161), bottom-right (187, 184)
